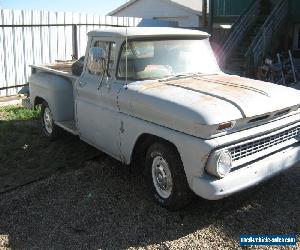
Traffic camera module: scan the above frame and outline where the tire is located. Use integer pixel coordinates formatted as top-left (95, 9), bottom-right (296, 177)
top-left (145, 141), bottom-right (193, 210)
top-left (41, 102), bottom-right (60, 140)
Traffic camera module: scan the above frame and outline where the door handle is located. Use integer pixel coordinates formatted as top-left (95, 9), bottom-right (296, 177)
top-left (78, 81), bottom-right (88, 87)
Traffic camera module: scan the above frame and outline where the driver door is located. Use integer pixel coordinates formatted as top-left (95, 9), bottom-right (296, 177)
top-left (76, 38), bottom-right (122, 159)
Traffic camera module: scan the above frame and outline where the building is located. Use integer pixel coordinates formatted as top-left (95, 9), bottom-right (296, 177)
top-left (108, 0), bottom-right (205, 28)
top-left (108, 0), bottom-right (263, 30)
top-left (212, 0), bottom-right (300, 52)
top-left (109, 0), bottom-right (299, 51)
top-left (286, 0), bottom-right (300, 51)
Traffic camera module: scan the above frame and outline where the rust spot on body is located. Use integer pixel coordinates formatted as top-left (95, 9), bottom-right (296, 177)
top-left (139, 81), bottom-right (165, 91)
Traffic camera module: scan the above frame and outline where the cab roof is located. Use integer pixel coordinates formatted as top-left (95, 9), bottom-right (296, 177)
top-left (88, 27), bottom-right (210, 38)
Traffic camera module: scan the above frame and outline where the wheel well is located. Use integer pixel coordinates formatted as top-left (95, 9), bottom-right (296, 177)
top-left (131, 133), bottom-right (179, 171)
top-left (34, 96), bottom-right (46, 108)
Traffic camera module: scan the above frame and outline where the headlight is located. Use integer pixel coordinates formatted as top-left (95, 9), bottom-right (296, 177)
top-left (206, 150), bottom-right (232, 178)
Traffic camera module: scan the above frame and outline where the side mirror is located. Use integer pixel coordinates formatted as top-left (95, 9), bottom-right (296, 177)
top-left (88, 47), bottom-right (106, 74)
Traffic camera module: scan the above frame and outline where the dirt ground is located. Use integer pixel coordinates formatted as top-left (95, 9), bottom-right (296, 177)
top-left (0, 106), bottom-right (299, 249)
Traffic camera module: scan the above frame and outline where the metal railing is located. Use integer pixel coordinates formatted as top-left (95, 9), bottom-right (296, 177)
top-left (218, 0), bottom-right (262, 66)
top-left (244, 0), bottom-right (288, 74)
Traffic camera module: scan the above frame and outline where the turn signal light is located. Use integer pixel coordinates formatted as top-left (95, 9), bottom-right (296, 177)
top-left (217, 122), bottom-right (233, 131)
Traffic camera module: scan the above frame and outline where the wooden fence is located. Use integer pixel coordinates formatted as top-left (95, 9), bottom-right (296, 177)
top-left (0, 9), bottom-right (141, 96)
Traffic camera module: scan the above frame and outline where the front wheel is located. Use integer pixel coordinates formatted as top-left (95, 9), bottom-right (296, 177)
top-left (41, 102), bottom-right (60, 140)
top-left (145, 142), bottom-right (193, 210)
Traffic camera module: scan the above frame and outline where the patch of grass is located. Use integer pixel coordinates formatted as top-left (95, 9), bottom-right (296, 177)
top-left (0, 105), bottom-right (99, 193)
top-left (0, 105), bottom-right (40, 121)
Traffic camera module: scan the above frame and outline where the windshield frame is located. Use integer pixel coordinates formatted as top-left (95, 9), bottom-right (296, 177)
top-left (115, 36), bottom-right (215, 81)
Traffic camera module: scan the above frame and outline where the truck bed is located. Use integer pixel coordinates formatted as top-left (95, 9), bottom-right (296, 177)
top-left (29, 60), bottom-right (79, 135)
top-left (30, 61), bottom-right (79, 80)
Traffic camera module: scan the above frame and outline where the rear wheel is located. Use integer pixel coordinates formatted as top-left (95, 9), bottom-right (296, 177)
top-left (145, 142), bottom-right (193, 210)
top-left (41, 102), bottom-right (60, 140)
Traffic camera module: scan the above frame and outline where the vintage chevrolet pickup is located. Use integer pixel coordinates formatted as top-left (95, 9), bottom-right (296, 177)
top-left (23, 27), bottom-right (300, 209)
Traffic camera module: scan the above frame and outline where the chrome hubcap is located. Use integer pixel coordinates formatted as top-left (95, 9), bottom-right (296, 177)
top-left (43, 107), bottom-right (53, 134)
top-left (152, 156), bottom-right (172, 199)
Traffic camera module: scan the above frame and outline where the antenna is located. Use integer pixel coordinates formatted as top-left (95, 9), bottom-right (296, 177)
top-left (125, 0), bottom-right (128, 84)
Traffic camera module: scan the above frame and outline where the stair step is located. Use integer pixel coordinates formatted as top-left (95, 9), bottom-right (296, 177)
top-left (227, 55), bottom-right (246, 61)
top-left (231, 53), bottom-right (245, 58)
top-left (223, 69), bottom-right (244, 76)
top-left (251, 28), bottom-right (263, 33)
top-left (227, 67), bottom-right (244, 70)
top-left (224, 2), bottom-right (275, 73)
top-left (224, 67), bottom-right (245, 75)
top-left (238, 47), bottom-right (250, 53)
top-left (227, 65), bottom-right (244, 69)
top-left (228, 55), bottom-right (243, 59)
top-left (226, 60), bottom-right (245, 65)
top-left (227, 63), bottom-right (245, 69)
top-left (227, 57), bottom-right (245, 62)
top-left (248, 35), bottom-right (257, 40)
top-left (252, 23), bottom-right (264, 28)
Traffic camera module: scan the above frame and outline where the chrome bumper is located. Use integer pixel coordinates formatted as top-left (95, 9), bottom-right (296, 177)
top-left (192, 144), bottom-right (300, 200)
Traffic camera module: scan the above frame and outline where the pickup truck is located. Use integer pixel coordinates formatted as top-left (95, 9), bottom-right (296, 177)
top-left (23, 27), bottom-right (300, 210)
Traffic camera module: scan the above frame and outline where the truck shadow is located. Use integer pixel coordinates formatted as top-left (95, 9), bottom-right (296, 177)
top-left (0, 118), bottom-right (99, 193)
top-left (0, 118), bottom-right (299, 249)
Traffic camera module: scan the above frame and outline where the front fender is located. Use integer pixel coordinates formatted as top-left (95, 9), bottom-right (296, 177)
top-left (118, 112), bottom-right (218, 187)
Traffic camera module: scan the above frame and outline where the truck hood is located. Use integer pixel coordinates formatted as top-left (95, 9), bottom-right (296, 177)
top-left (119, 74), bottom-right (300, 138)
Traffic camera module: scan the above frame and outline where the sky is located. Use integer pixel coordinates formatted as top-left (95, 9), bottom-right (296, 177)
top-left (0, 0), bottom-right (126, 15)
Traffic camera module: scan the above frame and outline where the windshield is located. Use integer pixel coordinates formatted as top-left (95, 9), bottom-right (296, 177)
top-left (117, 38), bottom-right (220, 80)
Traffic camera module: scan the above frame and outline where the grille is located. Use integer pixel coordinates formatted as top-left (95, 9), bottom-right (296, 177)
top-left (229, 126), bottom-right (300, 162)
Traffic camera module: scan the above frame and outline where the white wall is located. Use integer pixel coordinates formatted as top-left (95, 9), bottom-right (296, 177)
top-left (169, 0), bottom-right (203, 12)
top-left (112, 0), bottom-right (201, 28)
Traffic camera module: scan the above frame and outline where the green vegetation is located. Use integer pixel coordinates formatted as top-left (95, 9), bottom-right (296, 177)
top-left (0, 105), bottom-right (41, 121)
top-left (0, 105), bottom-right (98, 193)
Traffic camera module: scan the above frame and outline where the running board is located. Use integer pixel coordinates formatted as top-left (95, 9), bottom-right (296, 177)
top-left (55, 120), bottom-right (78, 135)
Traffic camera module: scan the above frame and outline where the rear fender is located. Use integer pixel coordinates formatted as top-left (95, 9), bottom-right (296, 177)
top-left (29, 72), bottom-right (74, 121)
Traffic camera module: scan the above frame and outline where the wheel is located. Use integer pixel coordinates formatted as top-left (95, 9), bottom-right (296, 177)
top-left (145, 142), bottom-right (193, 210)
top-left (41, 102), bottom-right (60, 140)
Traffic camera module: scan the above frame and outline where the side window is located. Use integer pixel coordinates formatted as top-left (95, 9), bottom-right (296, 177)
top-left (87, 40), bottom-right (116, 76)
top-left (118, 42), bottom-right (136, 78)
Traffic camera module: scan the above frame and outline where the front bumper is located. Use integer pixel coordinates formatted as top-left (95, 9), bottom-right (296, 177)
top-left (192, 144), bottom-right (300, 200)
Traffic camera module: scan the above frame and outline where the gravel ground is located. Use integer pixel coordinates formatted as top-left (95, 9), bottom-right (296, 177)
top-left (0, 106), bottom-right (299, 249)
top-left (0, 154), bottom-right (299, 250)
top-left (0, 96), bottom-right (23, 107)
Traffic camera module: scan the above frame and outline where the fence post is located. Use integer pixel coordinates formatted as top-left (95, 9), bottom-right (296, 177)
top-left (72, 24), bottom-right (78, 60)
top-left (202, 0), bottom-right (208, 28)
top-left (208, 0), bottom-right (214, 34)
